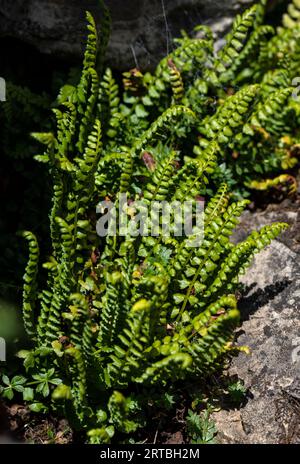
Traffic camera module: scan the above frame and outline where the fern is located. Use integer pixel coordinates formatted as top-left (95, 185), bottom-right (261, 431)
top-left (109, 1), bottom-right (300, 198)
top-left (3, 5), bottom-right (291, 445)
top-left (20, 231), bottom-right (39, 340)
top-left (215, 5), bottom-right (258, 74)
top-left (282, 0), bottom-right (300, 29)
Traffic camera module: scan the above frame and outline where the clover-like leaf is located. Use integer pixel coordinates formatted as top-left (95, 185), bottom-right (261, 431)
top-left (32, 369), bottom-right (62, 398)
top-left (0, 375), bottom-right (27, 400)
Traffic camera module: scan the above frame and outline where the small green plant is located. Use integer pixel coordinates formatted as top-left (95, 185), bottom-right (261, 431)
top-left (0, 3), bottom-right (290, 443)
top-left (186, 409), bottom-right (217, 444)
top-left (0, 375), bottom-right (27, 401)
top-left (227, 380), bottom-right (248, 405)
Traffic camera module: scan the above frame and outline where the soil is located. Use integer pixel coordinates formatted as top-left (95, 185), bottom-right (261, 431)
top-left (0, 400), bottom-right (73, 444)
top-left (0, 375), bottom-right (247, 444)
top-left (0, 398), bottom-right (189, 444)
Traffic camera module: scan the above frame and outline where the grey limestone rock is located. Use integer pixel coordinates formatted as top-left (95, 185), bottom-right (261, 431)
top-left (0, 0), bottom-right (255, 70)
top-left (213, 239), bottom-right (300, 443)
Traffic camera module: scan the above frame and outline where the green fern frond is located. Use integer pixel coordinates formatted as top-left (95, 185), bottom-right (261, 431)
top-left (199, 84), bottom-right (259, 146)
top-left (282, 0), bottom-right (300, 28)
top-left (215, 5), bottom-right (258, 73)
top-left (244, 87), bottom-right (293, 136)
top-left (132, 105), bottom-right (196, 157)
top-left (97, 68), bottom-right (121, 139)
top-left (168, 59), bottom-right (184, 103)
top-left (83, 12), bottom-right (98, 71)
top-left (21, 232), bottom-right (39, 340)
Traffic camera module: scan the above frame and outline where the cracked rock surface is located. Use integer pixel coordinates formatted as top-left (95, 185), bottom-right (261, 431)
top-left (213, 235), bottom-right (300, 444)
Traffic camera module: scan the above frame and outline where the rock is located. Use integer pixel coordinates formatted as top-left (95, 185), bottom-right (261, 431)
top-left (0, 0), bottom-right (255, 71)
top-left (164, 431), bottom-right (184, 444)
top-left (104, 0), bottom-right (255, 70)
top-left (231, 197), bottom-right (300, 253)
top-left (213, 239), bottom-right (300, 444)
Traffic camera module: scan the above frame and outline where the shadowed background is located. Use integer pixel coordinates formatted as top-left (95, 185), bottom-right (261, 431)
top-left (0, 0), bottom-right (284, 72)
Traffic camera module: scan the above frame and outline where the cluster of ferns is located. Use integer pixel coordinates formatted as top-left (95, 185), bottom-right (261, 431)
top-left (2, 0), bottom-right (299, 443)
top-left (117, 0), bottom-right (300, 198)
